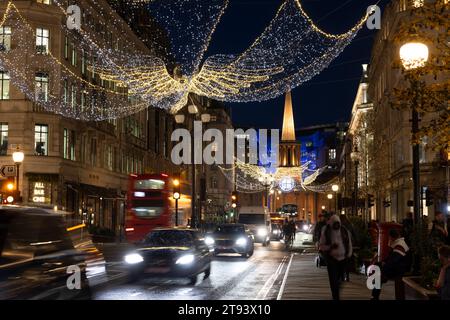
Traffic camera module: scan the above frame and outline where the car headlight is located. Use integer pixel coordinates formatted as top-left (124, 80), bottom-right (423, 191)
top-left (302, 224), bottom-right (309, 231)
top-left (124, 253), bottom-right (144, 264)
top-left (205, 236), bottom-right (215, 245)
top-left (176, 254), bottom-right (195, 265)
top-left (257, 228), bottom-right (268, 237)
top-left (236, 237), bottom-right (247, 246)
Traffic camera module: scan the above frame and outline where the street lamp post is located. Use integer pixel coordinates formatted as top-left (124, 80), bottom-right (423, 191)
top-left (350, 147), bottom-right (359, 217)
top-left (173, 192), bottom-right (180, 226)
top-left (332, 184), bottom-right (339, 213)
top-left (327, 193), bottom-right (333, 213)
top-left (176, 103), bottom-right (210, 229)
top-left (399, 41), bottom-right (429, 225)
top-left (258, 176), bottom-right (273, 208)
top-left (12, 149), bottom-right (24, 202)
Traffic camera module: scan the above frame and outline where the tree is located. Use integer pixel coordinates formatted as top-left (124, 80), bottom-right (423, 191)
top-left (390, 0), bottom-right (449, 152)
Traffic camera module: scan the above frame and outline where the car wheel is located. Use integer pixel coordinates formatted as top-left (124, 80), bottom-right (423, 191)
top-left (189, 274), bottom-right (198, 285)
top-left (249, 246), bottom-right (254, 256)
top-left (204, 266), bottom-right (211, 279)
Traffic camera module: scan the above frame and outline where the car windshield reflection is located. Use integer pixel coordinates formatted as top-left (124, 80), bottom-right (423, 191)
top-left (144, 230), bottom-right (194, 247)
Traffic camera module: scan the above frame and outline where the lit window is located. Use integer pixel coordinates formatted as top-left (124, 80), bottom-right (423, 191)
top-left (37, 0), bottom-right (51, 4)
top-left (0, 123), bottom-right (8, 156)
top-left (63, 128), bottom-right (76, 161)
top-left (0, 71), bottom-right (10, 100)
top-left (35, 72), bottom-right (49, 102)
top-left (63, 79), bottom-right (68, 103)
top-left (412, 0), bottom-right (424, 8)
top-left (329, 148), bottom-right (336, 161)
top-left (35, 124), bottom-right (48, 156)
top-left (71, 44), bottom-right (77, 66)
top-left (71, 85), bottom-right (77, 110)
top-left (64, 36), bottom-right (69, 59)
top-left (0, 26), bottom-right (11, 51)
top-left (36, 28), bottom-right (49, 54)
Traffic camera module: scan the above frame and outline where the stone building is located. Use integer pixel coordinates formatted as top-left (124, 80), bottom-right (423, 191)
top-left (0, 0), bottom-right (181, 236)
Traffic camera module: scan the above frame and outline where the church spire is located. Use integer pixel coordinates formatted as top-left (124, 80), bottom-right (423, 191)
top-left (281, 91), bottom-right (296, 141)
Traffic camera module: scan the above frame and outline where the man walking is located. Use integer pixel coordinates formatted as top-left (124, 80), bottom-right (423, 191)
top-left (319, 214), bottom-right (353, 300)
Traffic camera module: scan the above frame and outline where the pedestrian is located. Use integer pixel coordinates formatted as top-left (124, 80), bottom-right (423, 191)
top-left (319, 214), bottom-right (353, 300)
top-left (339, 214), bottom-right (355, 282)
top-left (402, 212), bottom-right (414, 247)
top-left (313, 213), bottom-right (328, 248)
top-left (371, 229), bottom-right (411, 300)
top-left (430, 211), bottom-right (448, 247)
top-left (288, 219), bottom-right (296, 241)
top-left (436, 245), bottom-right (450, 300)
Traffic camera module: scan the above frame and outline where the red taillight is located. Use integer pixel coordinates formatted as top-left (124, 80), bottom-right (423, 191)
top-left (161, 173), bottom-right (168, 177)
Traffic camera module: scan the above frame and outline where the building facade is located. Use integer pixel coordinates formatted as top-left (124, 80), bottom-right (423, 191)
top-left (0, 0), bottom-right (180, 236)
top-left (345, 0), bottom-right (449, 223)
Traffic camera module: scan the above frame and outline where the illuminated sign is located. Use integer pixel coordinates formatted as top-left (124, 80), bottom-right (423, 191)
top-left (30, 181), bottom-right (51, 204)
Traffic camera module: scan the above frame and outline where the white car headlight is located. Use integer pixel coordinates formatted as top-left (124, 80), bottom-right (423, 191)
top-left (176, 254), bottom-right (195, 265)
top-left (124, 253), bottom-right (144, 264)
top-left (236, 237), bottom-right (247, 246)
top-left (257, 228), bottom-right (268, 237)
top-left (205, 236), bottom-right (215, 245)
top-left (302, 224), bottom-right (309, 231)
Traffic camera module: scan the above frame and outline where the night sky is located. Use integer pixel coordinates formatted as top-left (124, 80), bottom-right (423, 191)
top-left (205, 0), bottom-right (389, 129)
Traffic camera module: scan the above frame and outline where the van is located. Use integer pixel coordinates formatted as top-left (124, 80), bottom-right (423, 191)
top-left (237, 206), bottom-right (271, 246)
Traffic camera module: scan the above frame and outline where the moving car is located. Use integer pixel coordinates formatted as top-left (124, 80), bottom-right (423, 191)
top-left (205, 223), bottom-right (254, 258)
top-left (237, 206), bottom-right (271, 246)
top-left (0, 205), bottom-right (105, 300)
top-left (124, 228), bottom-right (211, 285)
top-left (270, 223), bottom-right (283, 241)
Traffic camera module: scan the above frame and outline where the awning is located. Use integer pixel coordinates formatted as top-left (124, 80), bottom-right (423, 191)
top-left (25, 172), bottom-right (59, 182)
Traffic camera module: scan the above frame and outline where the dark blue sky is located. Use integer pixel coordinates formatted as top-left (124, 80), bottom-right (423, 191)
top-left (205, 0), bottom-right (388, 129)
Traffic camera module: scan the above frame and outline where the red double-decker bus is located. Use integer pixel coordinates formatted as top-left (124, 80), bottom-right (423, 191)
top-left (124, 173), bottom-right (191, 243)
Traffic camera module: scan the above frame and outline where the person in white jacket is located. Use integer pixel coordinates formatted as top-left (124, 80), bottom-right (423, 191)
top-left (319, 214), bottom-right (353, 300)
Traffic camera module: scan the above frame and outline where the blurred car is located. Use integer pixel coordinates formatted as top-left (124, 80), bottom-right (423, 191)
top-left (270, 224), bottom-right (283, 241)
top-left (0, 205), bottom-right (105, 300)
top-left (124, 228), bottom-right (211, 285)
top-left (205, 223), bottom-right (254, 258)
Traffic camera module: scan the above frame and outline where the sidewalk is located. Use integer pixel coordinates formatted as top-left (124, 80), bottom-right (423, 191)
top-left (279, 253), bottom-right (395, 300)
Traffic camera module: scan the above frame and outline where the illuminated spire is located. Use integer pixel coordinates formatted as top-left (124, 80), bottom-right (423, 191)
top-left (281, 91), bottom-right (296, 141)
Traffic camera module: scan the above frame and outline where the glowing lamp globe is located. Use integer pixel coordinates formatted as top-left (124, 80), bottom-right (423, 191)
top-left (399, 42), bottom-right (429, 70)
top-left (331, 184), bottom-right (339, 192)
top-left (12, 151), bottom-right (24, 163)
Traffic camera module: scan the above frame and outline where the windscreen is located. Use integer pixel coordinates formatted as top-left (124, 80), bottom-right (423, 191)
top-left (134, 179), bottom-right (165, 190)
top-left (131, 199), bottom-right (165, 218)
top-left (238, 214), bottom-right (265, 225)
top-left (144, 230), bottom-right (194, 246)
top-left (215, 225), bottom-right (245, 234)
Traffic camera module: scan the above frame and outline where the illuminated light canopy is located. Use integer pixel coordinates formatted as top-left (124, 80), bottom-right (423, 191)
top-left (279, 177), bottom-right (295, 192)
top-left (0, 0), bottom-right (369, 120)
top-left (399, 42), bottom-right (429, 70)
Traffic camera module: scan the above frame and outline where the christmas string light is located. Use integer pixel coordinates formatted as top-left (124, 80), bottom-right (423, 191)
top-left (0, 0), bottom-right (370, 119)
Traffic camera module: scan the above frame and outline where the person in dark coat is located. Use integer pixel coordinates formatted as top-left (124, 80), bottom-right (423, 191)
top-left (436, 245), bottom-right (450, 300)
top-left (402, 212), bottom-right (414, 246)
top-left (319, 214), bottom-right (353, 300)
top-left (371, 229), bottom-right (411, 300)
top-left (431, 211), bottom-right (448, 247)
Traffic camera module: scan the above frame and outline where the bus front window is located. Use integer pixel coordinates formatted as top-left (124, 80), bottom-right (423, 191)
top-left (131, 199), bottom-right (164, 218)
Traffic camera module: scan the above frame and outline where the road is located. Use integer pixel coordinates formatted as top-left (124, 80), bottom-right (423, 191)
top-left (92, 240), bottom-right (295, 300)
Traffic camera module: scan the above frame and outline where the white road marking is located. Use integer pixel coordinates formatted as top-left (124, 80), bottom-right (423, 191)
top-left (277, 253), bottom-right (294, 300)
top-left (256, 255), bottom-right (288, 299)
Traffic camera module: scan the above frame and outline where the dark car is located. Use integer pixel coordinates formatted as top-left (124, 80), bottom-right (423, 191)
top-left (0, 205), bottom-right (104, 300)
top-left (206, 223), bottom-right (254, 258)
top-left (124, 228), bottom-right (212, 285)
top-left (270, 224), bottom-right (283, 241)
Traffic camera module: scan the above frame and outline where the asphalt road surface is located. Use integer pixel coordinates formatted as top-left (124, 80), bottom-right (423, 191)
top-left (92, 240), bottom-right (295, 300)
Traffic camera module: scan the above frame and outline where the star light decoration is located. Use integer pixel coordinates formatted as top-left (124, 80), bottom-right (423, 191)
top-left (218, 159), bottom-right (326, 194)
top-left (0, 0), bottom-right (370, 120)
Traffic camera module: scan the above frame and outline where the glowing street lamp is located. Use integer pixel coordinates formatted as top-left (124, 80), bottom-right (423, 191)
top-left (12, 149), bottom-right (24, 199)
top-left (331, 184), bottom-right (339, 212)
top-left (399, 41), bottom-right (429, 224)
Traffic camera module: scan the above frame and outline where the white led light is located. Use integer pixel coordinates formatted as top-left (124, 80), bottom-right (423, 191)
top-left (124, 253), bottom-right (144, 264)
top-left (176, 254), bottom-right (195, 265)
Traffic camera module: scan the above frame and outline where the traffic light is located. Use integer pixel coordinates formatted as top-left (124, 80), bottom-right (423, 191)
top-left (425, 189), bottom-right (433, 207)
top-left (367, 194), bottom-right (374, 208)
top-left (231, 191), bottom-right (237, 208)
top-left (173, 174), bottom-right (180, 193)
